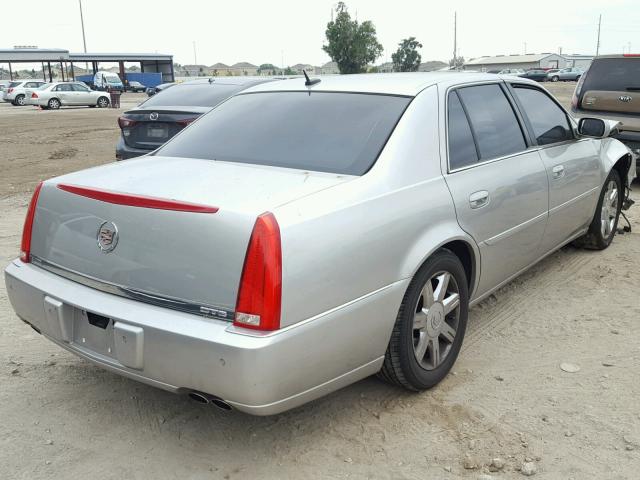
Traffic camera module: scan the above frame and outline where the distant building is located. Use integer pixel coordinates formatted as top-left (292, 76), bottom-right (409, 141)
top-left (289, 63), bottom-right (317, 75)
top-left (464, 53), bottom-right (568, 71)
top-left (318, 61), bottom-right (339, 75)
top-left (563, 54), bottom-right (593, 69)
top-left (378, 62), bottom-right (394, 73)
top-left (181, 64), bottom-right (208, 76)
top-left (228, 62), bottom-right (258, 76)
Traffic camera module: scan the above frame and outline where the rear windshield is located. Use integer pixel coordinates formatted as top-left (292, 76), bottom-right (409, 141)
top-left (142, 83), bottom-right (244, 107)
top-left (583, 57), bottom-right (640, 91)
top-left (9, 81), bottom-right (22, 87)
top-left (157, 91), bottom-right (411, 175)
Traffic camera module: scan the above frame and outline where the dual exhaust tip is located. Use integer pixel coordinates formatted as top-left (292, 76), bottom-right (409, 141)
top-left (188, 391), bottom-right (233, 411)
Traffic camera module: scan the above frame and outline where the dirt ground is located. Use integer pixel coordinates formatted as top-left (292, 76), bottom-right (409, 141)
top-left (1, 84), bottom-right (639, 480)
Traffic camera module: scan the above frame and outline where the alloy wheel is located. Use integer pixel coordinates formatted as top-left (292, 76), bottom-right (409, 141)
top-left (600, 179), bottom-right (619, 238)
top-left (412, 271), bottom-right (461, 370)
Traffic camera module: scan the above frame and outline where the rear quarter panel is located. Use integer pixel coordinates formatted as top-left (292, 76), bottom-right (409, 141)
top-left (275, 85), bottom-right (478, 329)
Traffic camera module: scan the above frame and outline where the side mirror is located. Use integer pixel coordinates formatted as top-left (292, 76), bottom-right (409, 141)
top-left (578, 118), bottom-right (605, 137)
top-left (578, 117), bottom-right (621, 138)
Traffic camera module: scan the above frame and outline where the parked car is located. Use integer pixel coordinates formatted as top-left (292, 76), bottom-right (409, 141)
top-left (548, 67), bottom-right (583, 82)
top-left (5, 73), bottom-right (634, 415)
top-left (125, 80), bottom-right (146, 93)
top-left (116, 77), bottom-right (276, 160)
top-left (2, 80), bottom-right (47, 106)
top-left (146, 82), bottom-right (175, 97)
top-left (26, 81), bottom-right (110, 109)
top-left (572, 54), bottom-right (640, 173)
top-left (518, 69), bottom-right (550, 81)
top-left (495, 68), bottom-right (525, 75)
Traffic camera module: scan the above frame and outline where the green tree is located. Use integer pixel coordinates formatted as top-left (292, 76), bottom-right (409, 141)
top-left (258, 63), bottom-right (278, 75)
top-left (323, 2), bottom-right (383, 74)
top-left (283, 66), bottom-right (295, 75)
top-left (391, 37), bottom-right (422, 72)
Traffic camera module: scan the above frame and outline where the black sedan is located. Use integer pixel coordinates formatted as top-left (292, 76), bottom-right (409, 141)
top-left (125, 81), bottom-right (147, 93)
top-left (518, 69), bottom-right (549, 82)
top-left (116, 77), bottom-right (277, 160)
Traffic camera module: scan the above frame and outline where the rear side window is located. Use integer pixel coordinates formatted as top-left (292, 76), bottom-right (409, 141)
top-left (583, 57), bottom-right (640, 91)
top-left (8, 82), bottom-right (21, 88)
top-left (456, 84), bottom-right (526, 160)
top-left (142, 83), bottom-right (244, 107)
top-left (448, 91), bottom-right (479, 169)
top-left (158, 91), bottom-right (411, 175)
top-left (513, 87), bottom-right (572, 145)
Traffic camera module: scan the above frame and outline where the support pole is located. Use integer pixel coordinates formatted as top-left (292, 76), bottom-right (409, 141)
top-left (8, 62), bottom-right (13, 81)
top-left (42, 62), bottom-right (46, 81)
top-left (47, 62), bottom-right (53, 82)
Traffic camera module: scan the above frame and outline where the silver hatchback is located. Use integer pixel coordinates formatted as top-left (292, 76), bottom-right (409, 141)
top-left (5, 73), bottom-right (635, 414)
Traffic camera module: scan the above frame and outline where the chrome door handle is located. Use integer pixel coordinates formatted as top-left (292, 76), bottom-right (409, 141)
top-left (469, 190), bottom-right (490, 209)
top-left (552, 165), bottom-right (565, 179)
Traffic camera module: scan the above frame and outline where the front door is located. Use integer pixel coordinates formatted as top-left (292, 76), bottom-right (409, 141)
top-left (510, 85), bottom-right (601, 252)
top-left (443, 83), bottom-right (549, 299)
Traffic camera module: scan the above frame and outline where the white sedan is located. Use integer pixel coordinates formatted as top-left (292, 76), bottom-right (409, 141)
top-left (26, 82), bottom-right (110, 109)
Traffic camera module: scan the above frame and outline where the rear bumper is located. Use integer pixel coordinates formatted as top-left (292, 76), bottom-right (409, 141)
top-left (115, 135), bottom-right (155, 160)
top-left (4, 260), bottom-right (405, 415)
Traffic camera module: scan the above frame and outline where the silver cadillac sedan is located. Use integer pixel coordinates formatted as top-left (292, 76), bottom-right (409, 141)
top-left (5, 73), bottom-right (635, 415)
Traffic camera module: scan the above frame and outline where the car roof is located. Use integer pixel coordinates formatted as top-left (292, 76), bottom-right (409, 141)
top-left (177, 76), bottom-right (278, 87)
top-left (240, 72), bottom-right (539, 97)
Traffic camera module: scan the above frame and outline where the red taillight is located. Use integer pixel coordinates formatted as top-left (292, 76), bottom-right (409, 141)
top-left (117, 116), bottom-right (137, 129)
top-left (623, 54), bottom-right (640, 57)
top-left (234, 212), bottom-right (282, 331)
top-left (20, 182), bottom-right (44, 263)
top-left (31, 92), bottom-right (38, 98)
top-left (8, 88), bottom-right (13, 94)
top-left (176, 117), bottom-right (197, 127)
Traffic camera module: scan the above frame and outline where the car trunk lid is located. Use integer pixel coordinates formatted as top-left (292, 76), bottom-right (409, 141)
top-left (30, 156), bottom-right (353, 317)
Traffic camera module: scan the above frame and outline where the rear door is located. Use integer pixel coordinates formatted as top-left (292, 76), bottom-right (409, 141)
top-left (510, 84), bottom-right (601, 252)
top-left (55, 84), bottom-right (76, 104)
top-left (443, 82), bottom-right (549, 298)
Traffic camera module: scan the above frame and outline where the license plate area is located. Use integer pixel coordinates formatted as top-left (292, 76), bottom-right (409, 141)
top-left (73, 309), bottom-right (115, 358)
top-left (147, 124), bottom-right (168, 138)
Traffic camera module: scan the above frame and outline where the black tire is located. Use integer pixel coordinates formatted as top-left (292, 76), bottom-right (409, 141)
top-left (551, 76), bottom-right (559, 82)
top-left (379, 249), bottom-right (469, 391)
top-left (574, 169), bottom-right (623, 250)
top-left (47, 98), bottom-right (61, 110)
top-left (97, 96), bottom-right (109, 108)
top-left (14, 94), bottom-right (26, 106)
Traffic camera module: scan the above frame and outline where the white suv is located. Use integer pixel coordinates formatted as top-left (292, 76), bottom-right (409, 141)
top-left (2, 80), bottom-right (47, 106)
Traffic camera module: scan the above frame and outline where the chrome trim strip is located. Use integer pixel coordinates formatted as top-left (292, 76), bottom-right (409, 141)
top-left (549, 186), bottom-right (599, 216)
top-left (30, 255), bottom-right (233, 321)
top-left (483, 211), bottom-right (548, 246)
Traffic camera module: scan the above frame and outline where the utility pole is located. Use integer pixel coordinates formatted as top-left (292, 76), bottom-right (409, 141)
top-left (596, 14), bottom-right (602, 56)
top-left (453, 11), bottom-right (457, 70)
top-left (523, 42), bottom-right (527, 54)
top-left (192, 41), bottom-right (197, 65)
top-left (78, 0), bottom-right (88, 72)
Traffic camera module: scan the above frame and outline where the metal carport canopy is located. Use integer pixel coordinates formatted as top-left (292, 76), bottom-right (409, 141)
top-left (0, 48), bottom-right (69, 62)
top-left (68, 52), bottom-right (172, 62)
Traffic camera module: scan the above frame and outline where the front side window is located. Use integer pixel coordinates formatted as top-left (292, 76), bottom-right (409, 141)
top-left (456, 84), bottom-right (526, 160)
top-left (513, 86), bottom-right (572, 145)
top-left (72, 83), bottom-right (90, 92)
top-left (157, 91), bottom-right (411, 175)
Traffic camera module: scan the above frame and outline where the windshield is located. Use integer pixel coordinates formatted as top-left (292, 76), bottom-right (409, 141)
top-left (142, 83), bottom-right (244, 107)
top-left (106, 76), bottom-right (121, 84)
top-left (583, 57), bottom-right (640, 91)
top-left (157, 91), bottom-right (411, 175)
